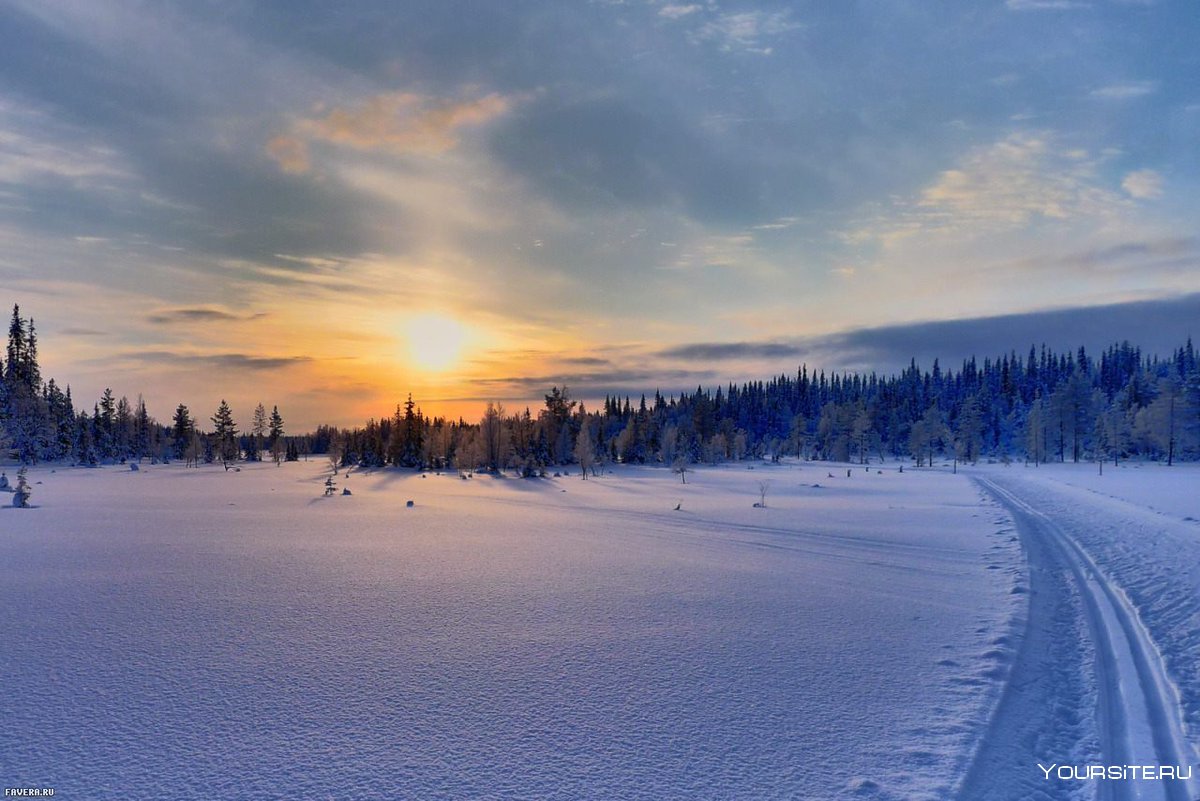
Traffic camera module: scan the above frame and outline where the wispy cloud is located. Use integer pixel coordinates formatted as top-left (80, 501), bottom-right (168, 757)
top-left (1005, 0), bottom-right (1090, 10)
top-left (265, 135), bottom-right (310, 174)
top-left (269, 91), bottom-right (518, 172)
top-left (1090, 81), bottom-right (1158, 100)
top-left (659, 341), bottom-right (806, 361)
top-left (146, 307), bottom-right (267, 325)
top-left (0, 100), bottom-right (131, 187)
top-left (132, 350), bottom-right (313, 371)
top-left (463, 367), bottom-right (718, 396)
top-left (689, 10), bottom-right (800, 54)
top-left (658, 4), bottom-right (701, 20)
top-left (850, 132), bottom-right (1127, 244)
top-left (1122, 169), bottom-right (1164, 199)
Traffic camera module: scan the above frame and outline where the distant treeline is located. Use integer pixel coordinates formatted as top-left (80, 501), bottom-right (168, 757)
top-left (3, 303), bottom-right (1197, 470)
top-left (0, 305), bottom-right (308, 466)
top-left (328, 339), bottom-right (1199, 474)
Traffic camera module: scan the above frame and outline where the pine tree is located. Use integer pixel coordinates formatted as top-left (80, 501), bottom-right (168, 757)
top-left (115, 395), bottom-right (132, 461)
top-left (95, 389), bottom-right (117, 461)
top-left (3, 307), bottom-right (51, 463)
top-left (954, 395), bottom-right (984, 465)
top-left (171, 404), bottom-right (193, 459)
top-left (134, 395), bottom-right (151, 460)
top-left (75, 411), bottom-right (98, 466)
top-left (268, 406), bottom-right (284, 447)
top-left (45, 380), bottom-right (75, 460)
top-left (211, 399), bottom-right (239, 465)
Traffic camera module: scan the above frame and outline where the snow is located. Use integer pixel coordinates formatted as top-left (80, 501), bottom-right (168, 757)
top-left (1010, 461), bottom-right (1200, 524)
top-left (0, 460), bottom-right (1019, 800)
top-left (969, 462), bottom-right (1200, 801)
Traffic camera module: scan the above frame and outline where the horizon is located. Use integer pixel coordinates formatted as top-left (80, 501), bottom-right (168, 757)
top-left (23, 293), bottom-right (1199, 431)
top-left (2, 1), bottom-right (1197, 429)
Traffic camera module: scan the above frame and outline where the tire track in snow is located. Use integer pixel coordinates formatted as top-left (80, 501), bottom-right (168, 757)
top-left (965, 476), bottom-right (1197, 801)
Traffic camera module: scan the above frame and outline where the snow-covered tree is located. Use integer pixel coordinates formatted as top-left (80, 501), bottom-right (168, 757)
top-left (574, 420), bottom-right (595, 479)
top-left (249, 403), bottom-right (268, 462)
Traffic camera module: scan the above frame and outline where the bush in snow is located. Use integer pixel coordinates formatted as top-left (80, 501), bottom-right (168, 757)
top-left (754, 480), bottom-right (770, 508)
top-left (12, 468), bottom-right (30, 508)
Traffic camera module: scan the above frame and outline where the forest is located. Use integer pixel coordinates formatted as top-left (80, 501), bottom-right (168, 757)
top-left (3, 304), bottom-right (1197, 472)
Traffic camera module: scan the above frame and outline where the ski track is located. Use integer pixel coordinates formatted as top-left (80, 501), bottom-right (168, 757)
top-left (966, 475), bottom-right (1198, 801)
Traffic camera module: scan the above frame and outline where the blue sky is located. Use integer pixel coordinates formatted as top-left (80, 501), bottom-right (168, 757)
top-left (0, 0), bottom-right (1196, 426)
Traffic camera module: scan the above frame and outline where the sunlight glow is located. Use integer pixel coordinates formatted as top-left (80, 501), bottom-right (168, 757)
top-left (405, 313), bottom-right (470, 372)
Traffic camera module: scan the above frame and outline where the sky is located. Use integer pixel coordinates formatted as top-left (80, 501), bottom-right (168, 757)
top-left (0, 0), bottom-right (1197, 429)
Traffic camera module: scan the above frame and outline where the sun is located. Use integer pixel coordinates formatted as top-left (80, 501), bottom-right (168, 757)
top-left (405, 313), bottom-right (470, 372)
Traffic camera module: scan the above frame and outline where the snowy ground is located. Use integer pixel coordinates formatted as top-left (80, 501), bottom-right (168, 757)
top-left (4, 460), bottom-right (1199, 800)
top-left (0, 459), bottom-right (1022, 800)
top-left (966, 462), bottom-right (1200, 801)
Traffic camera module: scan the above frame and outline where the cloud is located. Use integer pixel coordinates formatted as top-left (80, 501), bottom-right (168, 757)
top-left (819, 293), bottom-right (1200, 370)
top-left (489, 94), bottom-right (780, 225)
top-left (0, 99), bottom-right (132, 189)
top-left (689, 10), bottom-right (800, 54)
top-left (1005, 0), bottom-right (1090, 9)
top-left (1121, 169), bottom-right (1164, 199)
top-left (270, 91), bottom-right (516, 172)
top-left (451, 367), bottom-right (719, 398)
top-left (848, 132), bottom-right (1127, 244)
top-left (1065, 236), bottom-right (1195, 267)
top-left (1090, 81), bottom-right (1157, 100)
top-left (560, 356), bottom-right (613, 366)
top-left (133, 350), bottom-right (312, 371)
top-left (265, 135), bottom-right (310, 174)
top-left (658, 4), bottom-right (701, 19)
top-left (918, 133), bottom-right (1118, 225)
top-left (659, 342), bottom-right (807, 360)
top-left (659, 293), bottom-right (1200, 375)
top-left (147, 307), bottom-right (267, 325)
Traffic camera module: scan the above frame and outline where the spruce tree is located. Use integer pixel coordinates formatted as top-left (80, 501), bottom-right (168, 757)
top-left (268, 406), bottom-right (284, 447)
top-left (171, 404), bottom-right (192, 459)
top-left (211, 400), bottom-right (239, 465)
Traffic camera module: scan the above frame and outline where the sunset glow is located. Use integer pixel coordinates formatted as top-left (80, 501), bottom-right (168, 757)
top-left (404, 314), bottom-right (471, 373)
top-left (0, 1), bottom-right (1194, 428)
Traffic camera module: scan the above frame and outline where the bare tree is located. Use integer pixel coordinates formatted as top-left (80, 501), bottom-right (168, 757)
top-left (672, 454), bottom-right (689, 484)
top-left (574, 420), bottom-right (595, 480)
top-left (328, 434), bottom-right (344, 475)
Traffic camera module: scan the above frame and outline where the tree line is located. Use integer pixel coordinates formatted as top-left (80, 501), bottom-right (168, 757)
top-left (329, 340), bottom-right (1199, 474)
top-left (0, 305), bottom-right (308, 466)
top-left (2, 303), bottom-right (1197, 471)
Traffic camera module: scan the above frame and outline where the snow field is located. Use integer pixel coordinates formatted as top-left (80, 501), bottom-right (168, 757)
top-left (1, 460), bottom-right (1020, 799)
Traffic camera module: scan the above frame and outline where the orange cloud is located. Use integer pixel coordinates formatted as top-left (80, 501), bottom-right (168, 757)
top-left (266, 134), bottom-right (310, 173)
top-left (268, 91), bottom-right (515, 174)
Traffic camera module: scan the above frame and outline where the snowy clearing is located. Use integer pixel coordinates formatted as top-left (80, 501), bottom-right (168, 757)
top-left (1, 460), bottom-right (1019, 800)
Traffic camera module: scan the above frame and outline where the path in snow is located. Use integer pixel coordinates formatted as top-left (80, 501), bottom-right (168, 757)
top-left (964, 475), bottom-right (1199, 801)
